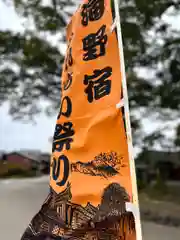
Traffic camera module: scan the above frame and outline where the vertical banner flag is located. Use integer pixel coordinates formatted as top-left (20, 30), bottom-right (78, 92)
top-left (21, 1), bottom-right (142, 240)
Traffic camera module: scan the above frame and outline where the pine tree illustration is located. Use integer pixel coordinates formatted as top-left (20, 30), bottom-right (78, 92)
top-left (95, 165), bottom-right (119, 178)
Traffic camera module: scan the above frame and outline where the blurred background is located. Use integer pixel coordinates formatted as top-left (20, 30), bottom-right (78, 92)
top-left (0, 0), bottom-right (180, 239)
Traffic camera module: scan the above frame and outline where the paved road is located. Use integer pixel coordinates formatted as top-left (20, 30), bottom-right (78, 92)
top-left (0, 177), bottom-right (180, 240)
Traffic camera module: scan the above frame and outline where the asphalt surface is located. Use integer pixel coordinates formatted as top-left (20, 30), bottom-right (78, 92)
top-left (0, 177), bottom-right (180, 240)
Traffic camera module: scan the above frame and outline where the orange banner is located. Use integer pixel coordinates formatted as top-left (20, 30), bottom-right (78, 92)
top-left (49, 0), bottom-right (136, 239)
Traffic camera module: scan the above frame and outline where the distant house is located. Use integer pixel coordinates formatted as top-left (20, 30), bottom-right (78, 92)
top-left (0, 151), bottom-right (7, 163)
top-left (0, 151), bottom-right (4, 158)
top-left (136, 150), bottom-right (180, 181)
top-left (39, 153), bottom-right (51, 174)
top-left (135, 163), bottom-right (149, 183)
top-left (5, 151), bottom-right (51, 174)
top-left (5, 151), bottom-right (39, 170)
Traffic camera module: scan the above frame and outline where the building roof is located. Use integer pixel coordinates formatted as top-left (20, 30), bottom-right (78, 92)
top-left (7, 151), bottom-right (50, 163)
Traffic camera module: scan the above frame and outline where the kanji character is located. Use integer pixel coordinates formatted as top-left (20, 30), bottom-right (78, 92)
top-left (52, 122), bottom-right (75, 152)
top-left (82, 25), bottom-right (107, 61)
top-left (84, 66), bottom-right (112, 103)
top-left (81, 0), bottom-right (105, 26)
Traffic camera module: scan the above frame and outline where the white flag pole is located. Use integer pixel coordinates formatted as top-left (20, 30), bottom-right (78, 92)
top-left (113, 0), bottom-right (143, 239)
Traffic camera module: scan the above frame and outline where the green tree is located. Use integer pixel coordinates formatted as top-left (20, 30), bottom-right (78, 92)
top-left (1, 0), bottom-right (180, 147)
top-left (174, 124), bottom-right (180, 147)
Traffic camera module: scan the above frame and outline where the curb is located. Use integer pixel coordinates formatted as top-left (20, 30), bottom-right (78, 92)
top-left (0, 176), bottom-right (49, 185)
top-left (141, 210), bottom-right (180, 227)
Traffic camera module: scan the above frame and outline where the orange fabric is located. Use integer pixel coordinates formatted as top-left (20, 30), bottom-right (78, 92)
top-left (20, 2), bottom-right (138, 239)
top-left (50, 0), bottom-right (133, 221)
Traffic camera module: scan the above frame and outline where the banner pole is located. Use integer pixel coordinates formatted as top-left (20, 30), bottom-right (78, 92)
top-left (113, 0), bottom-right (143, 239)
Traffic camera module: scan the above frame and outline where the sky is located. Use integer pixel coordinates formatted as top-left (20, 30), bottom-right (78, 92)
top-left (0, 1), bottom-right (57, 152)
top-left (0, 1), bottom-right (180, 153)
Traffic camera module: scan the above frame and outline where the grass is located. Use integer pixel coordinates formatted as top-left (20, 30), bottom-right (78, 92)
top-left (138, 182), bottom-right (180, 222)
top-left (139, 192), bottom-right (180, 221)
top-left (139, 182), bottom-right (180, 204)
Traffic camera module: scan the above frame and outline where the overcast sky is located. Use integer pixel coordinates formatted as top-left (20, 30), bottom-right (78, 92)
top-left (0, 1), bottom-right (57, 152)
top-left (0, 1), bottom-right (179, 153)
